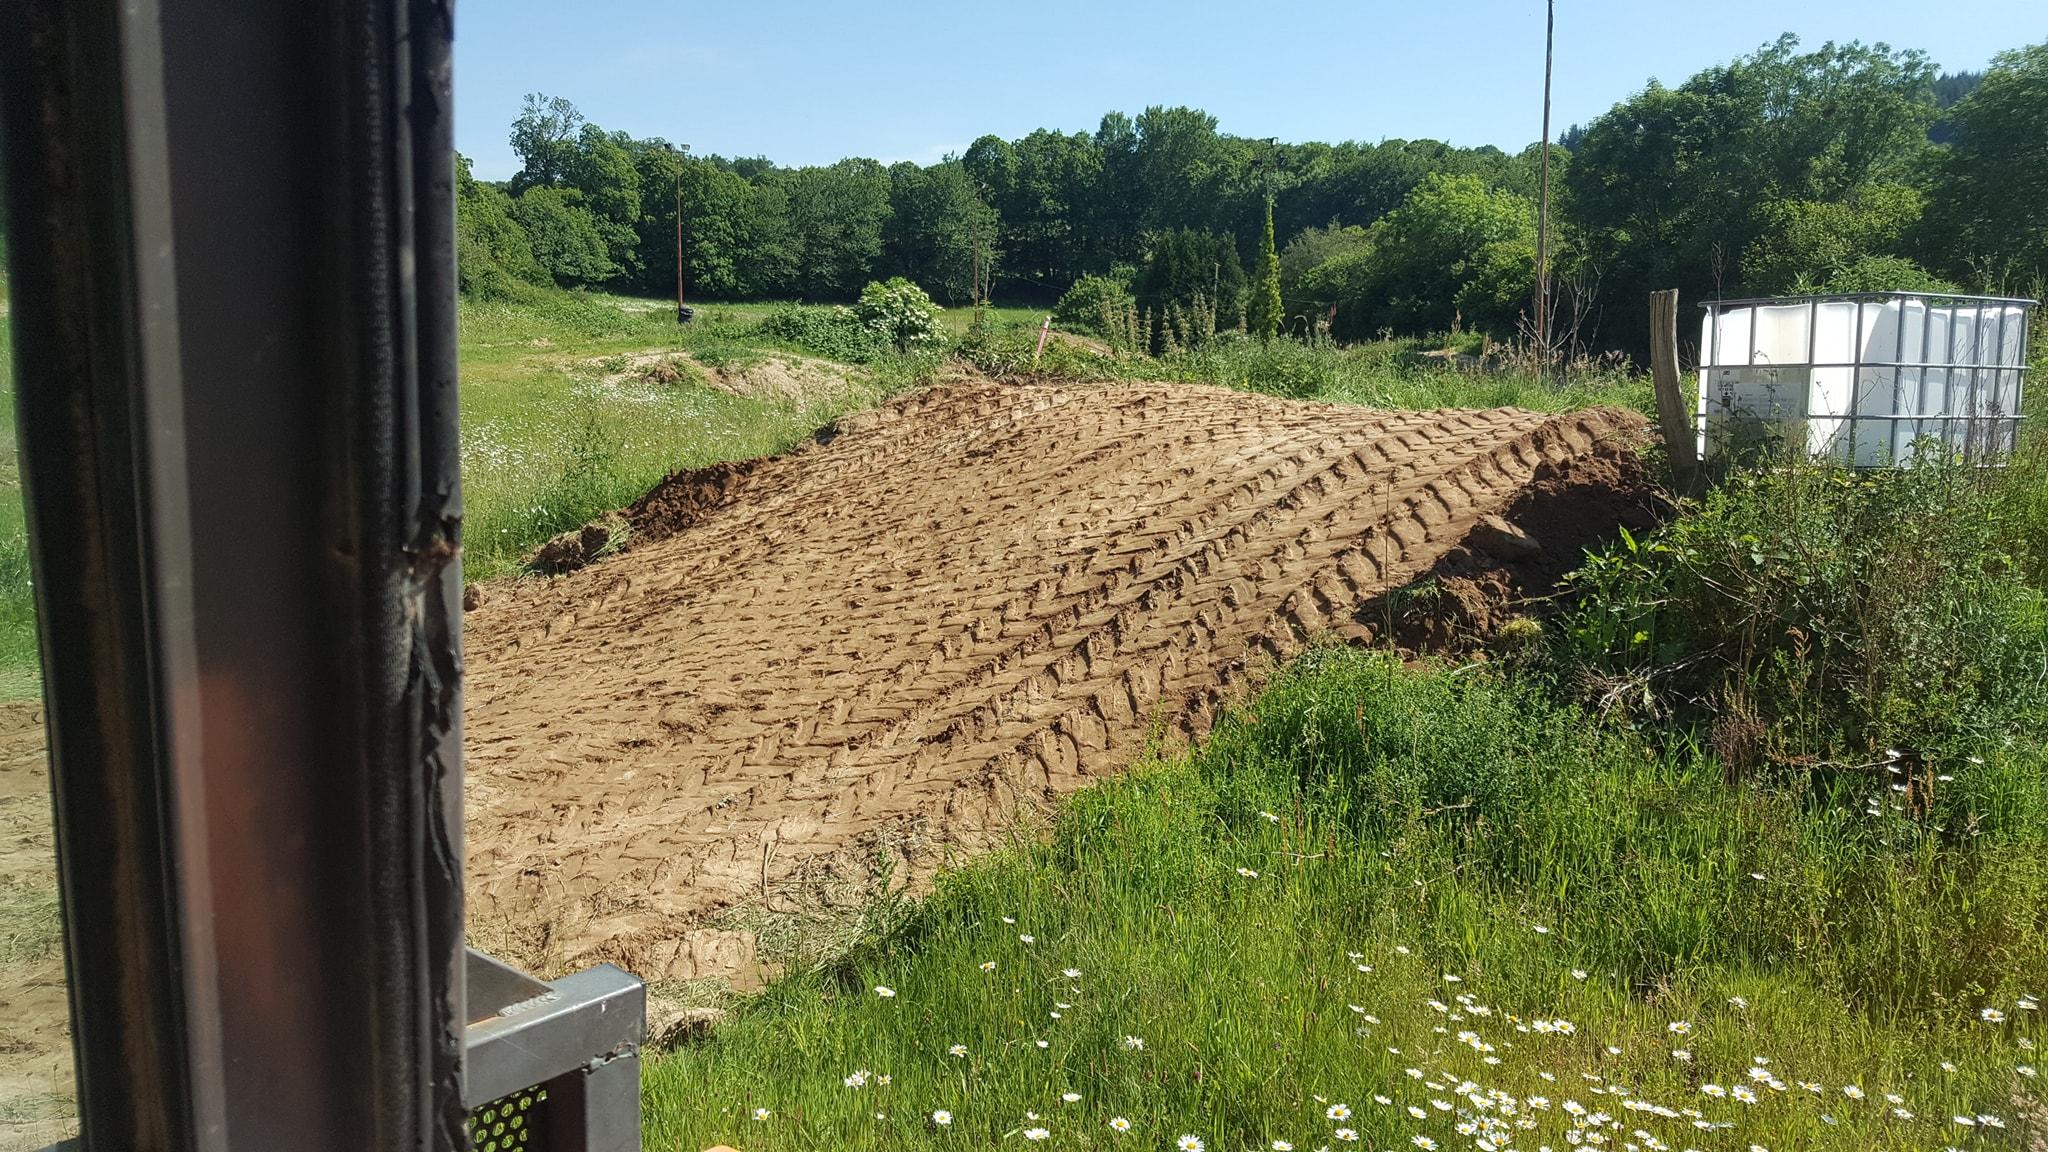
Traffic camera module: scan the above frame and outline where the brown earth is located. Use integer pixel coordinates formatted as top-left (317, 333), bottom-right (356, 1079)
top-left (0, 701), bottom-right (74, 1152)
top-left (597, 350), bottom-right (853, 403)
top-left (461, 376), bottom-right (1649, 985)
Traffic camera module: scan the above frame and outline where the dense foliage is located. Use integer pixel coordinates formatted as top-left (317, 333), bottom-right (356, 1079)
top-left (459, 35), bottom-right (2045, 355)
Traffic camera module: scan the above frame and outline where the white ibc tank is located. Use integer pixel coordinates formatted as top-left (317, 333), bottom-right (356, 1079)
top-left (1698, 295), bottom-right (2032, 466)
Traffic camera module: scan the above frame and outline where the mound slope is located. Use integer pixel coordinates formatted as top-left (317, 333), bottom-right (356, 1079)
top-left (463, 378), bottom-right (1646, 982)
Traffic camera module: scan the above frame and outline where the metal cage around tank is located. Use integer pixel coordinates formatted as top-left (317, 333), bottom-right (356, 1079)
top-left (1697, 292), bottom-right (2035, 467)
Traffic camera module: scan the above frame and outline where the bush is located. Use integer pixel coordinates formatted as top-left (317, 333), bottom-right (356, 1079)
top-left (852, 277), bottom-right (944, 353)
top-left (1052, 273), bottom-right (1135, 335)
top-left (754, 304), bottom-right (888, 363)
top-left (1557, 452), bottom-right (2048, 768)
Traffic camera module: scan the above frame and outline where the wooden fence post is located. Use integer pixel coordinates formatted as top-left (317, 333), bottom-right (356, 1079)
top-left (1649, 288), bottom-right (1699, 494)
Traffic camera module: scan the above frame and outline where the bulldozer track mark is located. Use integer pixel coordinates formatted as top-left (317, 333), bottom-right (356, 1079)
top-left (464, 377), bottom-right (1646, 981)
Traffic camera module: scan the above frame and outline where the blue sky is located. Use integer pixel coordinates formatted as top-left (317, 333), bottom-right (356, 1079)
top-left (454, 0), bottom-right (2041, 181)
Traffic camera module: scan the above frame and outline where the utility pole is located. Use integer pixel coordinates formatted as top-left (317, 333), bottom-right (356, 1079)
top-left (1534, 0), bottom-right (1554, 361)
top-left (674, 142), bottom-right (691, 323)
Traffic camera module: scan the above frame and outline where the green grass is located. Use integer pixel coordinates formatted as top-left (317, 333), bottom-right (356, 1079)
top-left (645, 651), bottom-right (2047, 1152)
top-left (0, 311), bottom-right (35, 702)
top-left (454, 293), bottom-right (916, 581)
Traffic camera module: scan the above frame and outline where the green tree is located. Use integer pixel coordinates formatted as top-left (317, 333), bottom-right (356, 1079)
top-left (1922, 42), bottom-right (2048, 286)
top-left (884, 161), bottom-right (998, 304)
top-left (508, 93), bottom-right (585, 191)
top-left (1247, 197), bottom-right (1283, 342)
top-left (777, 159), bottom-right (892, 299)
top-left (454, 154), bottom-right (545, 296)
top-left (1319, 173), bottom-right (1536, 339)
top-left (1741, 185), bottom-right (1926, 294)
top-left (1566, 36), bottom-right (1936, 347)
top-left (566, 125), bottom-right (644, 281)
top-left (1278, 223), bottom-right (1371, 316)
top-left (509, 185), bottom-right (616, 285)
top-left (1135, 229), bottom-right (1245, 329)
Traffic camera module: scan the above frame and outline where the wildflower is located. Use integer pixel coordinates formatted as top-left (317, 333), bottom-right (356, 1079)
top-left (1412, 1138), bottom-right (1438, 1151)
top-left (949, 1043), bottom-right (968, 1057)
top-left (1024, 1127), bottom-right (1051, 1141)
top-left (1892, 1108), bottom-right (1913, 1120)
top-left (1108, 1117), bottom-right (1131, 1133)
top-left (752, 1108), bottom-right (771, 1121)
top-left (1327, 1104), bottom-right (1352, 1121)
top-left (1444, 974), bottom-right (1463, 983)
top-left (1727, 996), bottom-right (1748, 1009)
top-left (1407, 1106), bottom-right (1428, 1120)
top-left (1002, 916), bottom-right (1016, 924)
top-left (2018, 995), bottom-right (2040, 1011)
top-left (1571, 969), bottom-right (1589, 980)
top-left (1731, 1086), bottom-right (1757, 1104)
top-left (1951, 1115), bottom-right (1976, 1127)
top-left (1749, 872), bottom-right (1766, 881)
top-left (1261, 810), bottom-right (1281, 822)
top-left (1980, 1114), bottom-right (2006, 1129)
top-left (932, 1110), bottom-right (953, 1126)
top-left (1842, 1086), bottom-right (1865, 1100)
top-left (1062, 968), bottom-right (1082, 979)
top-left (1981, 1007), bottom-right (2007, 1023)
top-left (1374, 1094), bottom-right (1393, 1105)
top-left (1884, 1093), bottom-right (1903, 1105)
top-left (1799, 1081), bottom-right (1822, 1093)
top-left (1273, 1143), bottom-right (1294, 1151)
top-left (1035, 1040), bottom-right (1049, 1049)
top-left (980, 961), bottom-right (997, 972)
top-left (1237, 867), bottom-right (1259, 878)
top-left (1123, 1035), bottom-right (1144, 1050)
top-left (843, 1070), bottom-right (871, 1088)
top-left (1395, 945), bottom-right (1411, 955)
top-left (1055, 1001), bottom-right (1072, 1009)
top-left (1178, 1136), bottom-right (1205, 1152)
top-left (1667, 1021), bottom-right (1691, 1036)
top-left (1062, 1092), bottom-right (1081, 1103)
top-left (1335, 1128), bottom-right (1358, 1142)
top-left (877, 1074), bottom-right (892, 1086)
top-left (1939, 1061), bottom-right (1956, 1074)
top-left (1533, 925), bottom-right (1551, 935)
top-left (1671, 1049), bottom-right (1691, 1062)
top-left (2018, 1065), bottom-right (2037, 1078)
top-left (874, 985), bottom-right (896, 998)
top-left (1019, 934), bottom-right (1035, 945)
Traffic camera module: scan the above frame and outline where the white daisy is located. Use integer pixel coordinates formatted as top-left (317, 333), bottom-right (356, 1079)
top-left (932, 1110), bottom-right (953, 1126)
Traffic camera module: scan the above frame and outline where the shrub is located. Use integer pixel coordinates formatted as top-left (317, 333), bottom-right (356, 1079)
top-left (1557, 451), bottom-right (2048, 768)
top-left (1052, 274), bottom-right (1134, 335)
top-left (853, 277), bottom-right (944, 353)
top-left (754, 304), bottom-right (888, 363)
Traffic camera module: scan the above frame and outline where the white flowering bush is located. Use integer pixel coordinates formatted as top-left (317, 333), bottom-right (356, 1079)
top-left (853, 277), bottom-right (944, 353)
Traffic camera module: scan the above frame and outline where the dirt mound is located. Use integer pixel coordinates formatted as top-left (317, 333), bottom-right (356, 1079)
top-left (461, 378), bottom-right (1648, 984)
top-left (597, 350), bottom-right (853, 404)
top-left (624, 458), bottom-right (762, 545)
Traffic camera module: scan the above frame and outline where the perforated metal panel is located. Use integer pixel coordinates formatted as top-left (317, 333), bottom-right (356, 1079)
top-left (469, 1085), bottom-right (550, 1152)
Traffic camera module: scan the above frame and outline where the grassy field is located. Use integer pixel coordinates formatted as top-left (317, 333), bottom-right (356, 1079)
top-left (645, 652), bottom-right (2046, 1152)
top-left (0, 315), bottom-right (34, 702)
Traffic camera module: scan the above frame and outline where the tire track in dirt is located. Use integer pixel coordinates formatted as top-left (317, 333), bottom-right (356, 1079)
top-left (462, 377), bottom-right (1646, 983)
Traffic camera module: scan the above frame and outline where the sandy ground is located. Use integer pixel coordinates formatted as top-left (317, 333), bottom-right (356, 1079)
top-left (460, 377), bottom-right (1646, 985)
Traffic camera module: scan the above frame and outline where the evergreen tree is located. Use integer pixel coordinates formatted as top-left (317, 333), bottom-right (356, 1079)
top-left (1248, 196), bottom-right (1283, 342)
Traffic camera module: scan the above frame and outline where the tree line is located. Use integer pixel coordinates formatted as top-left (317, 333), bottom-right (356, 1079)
top-left (457, 35), bottom-right (2047, 355)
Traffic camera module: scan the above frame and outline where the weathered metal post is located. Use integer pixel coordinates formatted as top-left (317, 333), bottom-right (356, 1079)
top-left (0, 0), bottom-right (468, 1147)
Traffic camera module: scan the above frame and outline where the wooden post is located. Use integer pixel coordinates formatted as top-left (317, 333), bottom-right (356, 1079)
top-left (1649, 288), bottom-right (1699, 494)
top-left (1534, 0), bottom-right (1554, 362)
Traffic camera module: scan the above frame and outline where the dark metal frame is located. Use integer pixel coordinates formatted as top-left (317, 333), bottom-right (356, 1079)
top-left (0, 2), bottom-right (642, 1149)
top-left (1699, 291), bottom-right (2035, 465)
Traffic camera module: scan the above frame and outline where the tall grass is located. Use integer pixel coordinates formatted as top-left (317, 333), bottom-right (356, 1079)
top-left (645, 652), bottom-right (2046, 1152)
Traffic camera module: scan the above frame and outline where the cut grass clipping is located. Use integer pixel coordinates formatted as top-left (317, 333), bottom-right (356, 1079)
top-left (646, 650), bottom-right (2047, 1152)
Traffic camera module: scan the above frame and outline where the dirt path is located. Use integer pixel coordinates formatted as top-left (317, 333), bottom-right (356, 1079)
top-left (461, 377), bottom-right (1647, 984)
